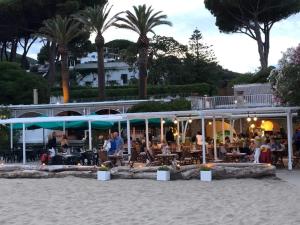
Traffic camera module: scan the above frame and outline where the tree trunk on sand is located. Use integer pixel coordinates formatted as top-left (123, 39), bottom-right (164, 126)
top-left (48, 41), bottom-right (57, 87)
top-left (95, 34), bottom-right (105, 101)
top-left (137, 35), bottom-right (149, 99)
top-left (59, 45), bottom-right (70, 103)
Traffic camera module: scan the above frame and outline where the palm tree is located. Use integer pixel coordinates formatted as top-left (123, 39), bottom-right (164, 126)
top-left (39, 16), bottom-right (82, 103)
top-left (75, 4), bottom-right (120, 101)
top-left (114, 5), bottom-right (172, 99)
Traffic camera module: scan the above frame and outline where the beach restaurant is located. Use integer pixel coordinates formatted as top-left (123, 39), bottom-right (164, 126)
top-left (0, 106), bottom-right (299, 170)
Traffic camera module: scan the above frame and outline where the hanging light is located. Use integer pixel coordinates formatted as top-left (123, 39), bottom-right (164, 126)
top-left (262, 120), bottom-right (265, 124)
top-left (253, 116), bottom-right (258, 121)
top-left (173, 118), bottom-right (178, 124)
top-left (208, 121), bottom-right (212, 125)
top-left (188, 118), bottom-right (192, 124)
top-left (247, 116), bottom-right (251, 122)
top-left (162, 119), bottom-right (166, 124)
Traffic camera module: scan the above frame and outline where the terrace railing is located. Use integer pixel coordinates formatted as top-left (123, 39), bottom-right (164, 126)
top-left (191, 94), bottom-right (280, 110)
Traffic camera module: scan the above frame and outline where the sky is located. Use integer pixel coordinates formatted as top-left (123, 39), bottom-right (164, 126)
top-left (28, 0), bottom-right (300, 73)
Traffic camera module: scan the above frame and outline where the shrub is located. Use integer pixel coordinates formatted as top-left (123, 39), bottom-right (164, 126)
top-left (200, 165), bottom-right (212, 171)
top-left (157, 165), bottom-right (170, 171)
top-left (98, 165), bottom-right (109, 171)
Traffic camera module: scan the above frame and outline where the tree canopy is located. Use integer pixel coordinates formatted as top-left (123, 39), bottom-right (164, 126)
top-left (269, 44), bottom-right (300, 106)
top-left (0, 62), bottom-right (49, 104)
top-left (204, 0), bottom-right (300, 70)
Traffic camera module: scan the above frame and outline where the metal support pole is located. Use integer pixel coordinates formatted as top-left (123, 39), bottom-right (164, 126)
top-left (10, 123), bottom-right (13, 150)
top-left (201, 116), bottom-right (206, 164)
top-left (118, 121), bottom-right (121, 135)
top-left (126, 120), bottom-right (131, 155)
top-left (177, 120), bottom-right (180, 147)
top-left (229, 119), bottom-right (233, 142)
top-left (88, 120), bottom-right (92, 150)
top-left (287, 111), bottom-right (293, 170)
top-left (22, 123), bottom-right (26, 165)
top-left (160, 118), bottom-right (164, 143)
top-left (145, 119), bottom-right (149, 150)
top-left (213, 116), bottom-right (217, 161)
top-left (63, 121), bottom-right (66, 134)
top-left (222, 117), bottom-right (225, 144)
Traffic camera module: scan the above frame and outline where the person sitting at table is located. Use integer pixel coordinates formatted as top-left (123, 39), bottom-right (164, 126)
top-left (60, 134), bottom-right (69, 153)
top-left (269, 138), bottom-right (280, 152)
top-left (108, 132), bottom-right (124, 166)
top-left (161, 141), bottom-right (171, 154)
top-left (103, 134), bottom-right (111, 152)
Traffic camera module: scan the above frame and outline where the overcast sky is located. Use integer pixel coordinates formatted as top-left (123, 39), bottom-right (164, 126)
top-left (28, 0), bottom-right (300, 73)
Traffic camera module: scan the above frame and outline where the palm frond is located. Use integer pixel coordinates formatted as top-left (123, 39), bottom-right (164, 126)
top-left (114, 4), bottom-right (172, 36)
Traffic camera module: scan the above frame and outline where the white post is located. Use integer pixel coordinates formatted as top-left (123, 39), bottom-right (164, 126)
top-left (88, 120), bottom-right (92, 150)
top-left (126, 120), bottom-right (131, 155)
top-left (145, 119), bottom-right (149, 150)
top-left (160, 118), bottom-right (164, 143)
top-left (222, 117), bottom-right (225, 144)
top-left (177, 120), bottom-right (180, 147)
top-left (213, 116), bottom-right (217, 161)
top-left (22, 123), bottom-right (26, 165)
top-left (118, 121), bottom-right (121, 135)
top-left (10, 123), bottom-right (13, 150)
top-left (229, 119), bottom-right (233, 142)
top-left (183, 121), bottom-right (189, 143)
top-left (63, 121), bottom-right (66, 134)
top-left (287, 111), bottom-right (293, 170)
top-left (201, 116), bottom-right (206, 164)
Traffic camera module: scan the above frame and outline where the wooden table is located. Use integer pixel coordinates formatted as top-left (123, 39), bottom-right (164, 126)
top-left (156, 153), bottom-right (177, 165)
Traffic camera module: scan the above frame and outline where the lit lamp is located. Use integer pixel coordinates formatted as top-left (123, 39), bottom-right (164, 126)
top-left (188, 118), bottom-right (192, 124)
top-left (208, 121), bottom-right (212, 125)
top-left (247, 117), bottom-right (251, 122)
top-left (162, 119), bottom-right (166, 124)
top-left (253, 116), bottom-right (258, 121)
top-left (250, 124), bottom-right (255, 129)
top-left (173, 118), bottom-right (178, 124)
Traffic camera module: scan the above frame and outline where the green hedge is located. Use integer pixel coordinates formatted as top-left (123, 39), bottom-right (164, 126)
top-left (51, 83), bottom-right (215, 100)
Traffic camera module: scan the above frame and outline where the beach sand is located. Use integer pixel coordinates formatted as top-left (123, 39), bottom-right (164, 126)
top-left (0, 177), bottom-right (300, 225)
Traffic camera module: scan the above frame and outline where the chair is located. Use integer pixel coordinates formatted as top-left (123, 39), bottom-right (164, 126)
top-left (180, 147), bottom-right (193, 165)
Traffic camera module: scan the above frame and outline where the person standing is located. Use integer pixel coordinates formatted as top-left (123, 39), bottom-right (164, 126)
top-left (293, 129), bottom-right (300, 155)
top-left (166, 127), bottom-right (175, 144)
top-left (48, 132), bottom-right (57, 157)
top-left (61, 134), bottom-right (69, 153)
top-left (196, 131), bottom-right (203, 149)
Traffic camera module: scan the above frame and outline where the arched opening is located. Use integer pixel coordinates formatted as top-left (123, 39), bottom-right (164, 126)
top-left (55, 111), bottom-right (82, 117)
top-left (18, 112), bottom-right (43, 118)
top-left (95, 109), bottom-right (120, 115)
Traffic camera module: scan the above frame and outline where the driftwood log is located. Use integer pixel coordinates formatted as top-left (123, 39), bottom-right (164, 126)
top-left (0, 163), bottom-right (276, 179)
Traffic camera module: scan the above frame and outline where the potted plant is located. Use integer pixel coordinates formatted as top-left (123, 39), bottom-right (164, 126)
top-left (97, 165), bottom-right (111, 181)
top-left (200, 165), bottom-right (212, 182)
top-left (157, 165), bottom-right (170, 181)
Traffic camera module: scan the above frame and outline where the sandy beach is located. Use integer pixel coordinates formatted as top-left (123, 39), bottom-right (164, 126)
top-left (0, 176), bottom-right (300, 225)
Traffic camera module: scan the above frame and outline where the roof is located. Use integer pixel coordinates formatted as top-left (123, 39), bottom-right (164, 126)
top-left (234, 83), bottom-right (272, 95)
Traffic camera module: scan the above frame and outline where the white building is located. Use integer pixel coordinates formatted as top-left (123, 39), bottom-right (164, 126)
top-left (75, 51), bottom-right (138, 87)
